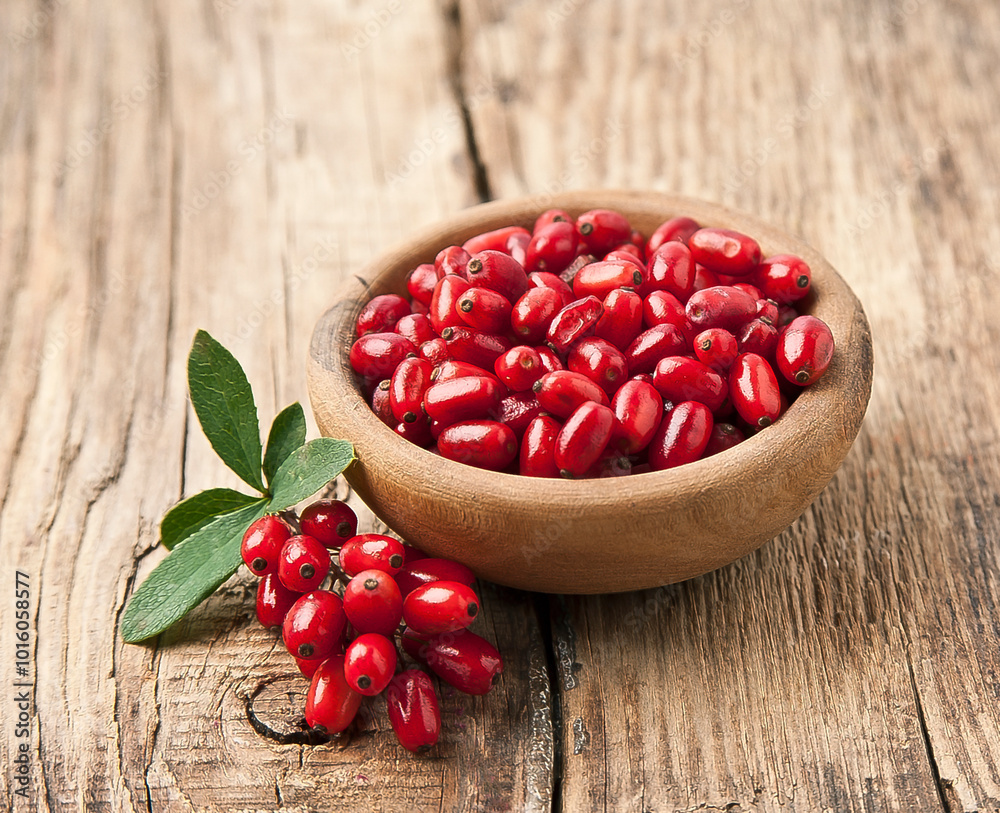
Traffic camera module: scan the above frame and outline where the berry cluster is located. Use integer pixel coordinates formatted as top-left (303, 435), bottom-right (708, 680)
top-left (241, 499), bottom-right (503, 751)
top-left (349, 208), bottom-right (835, 477)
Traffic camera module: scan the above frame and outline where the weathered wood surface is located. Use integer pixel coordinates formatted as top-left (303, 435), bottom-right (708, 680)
top-left (1, 0), bottom-right (998, 811)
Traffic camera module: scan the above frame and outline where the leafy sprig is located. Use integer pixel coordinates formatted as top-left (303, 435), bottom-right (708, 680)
top-left (121, 330), bottom-right (354, 643)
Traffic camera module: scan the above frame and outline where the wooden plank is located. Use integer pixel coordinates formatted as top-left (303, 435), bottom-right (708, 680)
top-left (0, 0), bottom-right (552, 810)
top-left (454, 0), bottom-right (1000, 809)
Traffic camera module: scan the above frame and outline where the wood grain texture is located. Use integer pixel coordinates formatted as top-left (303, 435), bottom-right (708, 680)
top-left (1, 0), bottom-right (998, 811)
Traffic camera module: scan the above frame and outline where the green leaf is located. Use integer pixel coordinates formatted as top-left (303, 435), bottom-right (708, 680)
top-left (159, 488), bottom-right (262, 550)
top-left (187, 330), bottom-right (266, 493)
top-left (267, 438), bottom-right (355, 511)
top-left (263, 402), bottom-right (307, 486)
top-left (121, 501), bottom-right (268, 643)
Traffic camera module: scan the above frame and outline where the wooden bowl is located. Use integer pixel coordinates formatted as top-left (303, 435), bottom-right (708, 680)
top-left (308, 191), bottom-right (873, 594)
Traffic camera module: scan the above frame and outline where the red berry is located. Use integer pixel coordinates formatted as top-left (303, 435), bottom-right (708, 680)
top-left (572, 259), bottom-right (644, 300)
top-left (440, 326), bottom-right (511, 369)
top-left (737, 318), bottom-right (779, 358)
top-left (646, 216), bottom-right (701, 255)
top-left (755, 298), bottom-right (779, 326)
top-left (386, 669), bottom-right (441, 752)
top-left (464, 250), bottom-right (530, 303)
top-left (407, 263), bottom-right (438, 306)
top-left (393, 415), bottom-right (433, 447)
top-left (642, 290), bottom-right (695, 341)
top-left (694, 328), bottom-right (739, 373)
top-left (685, 286), bottom-right (759, 332)
top-left (609, 379), bottom-right (664, 454)
top-left (431, 359), bottom-right (499, 385)
top-left (753, 254), bottom-right (812, 303)
top-left (343, 569), bottom-right (403, 636)
top-left (278, 535), bottom-right (331, 592)
top-left (436, 420), bottom-right (518, 471)
top-left (575, 209), bottom-right (631, 256)
top-left (729, 352), bottom-right (782, 429)
top-left (344, 633), bottom-right (397, 696)
top-left (642, 241), bottom-right (696, 300)
top-left (456, 287), bottom-right (513, 335)
top-left (525, 220), bottom-right (579, 275)
top-left (429, 274), bottom-right (473, 334)
top-left (624, 324), bottom-right (688, 375)
top-left (418, 337), bottom-right (450, 365)
top-left (394, 313), bottom-right (436, 347)
top-left (505, 229), bottom-right (530, 266)
top-left (370, 379), bottom-right (394, 426)
top-left (463, 226), bottom-right (531, 257)
top-left (241, 515), bottom-right (292, 576)
top-left (356, 294), bottom-right (410, 337)
top-left (534, 208), bottom-right (572, 231)
top-left (554, 402), bottom-right (616, 479)
top-left (652, 356), bottom-right (727, 413)
top-left (703, 422), bottom-right (746, 456)
top-left (294, 655), bottom-right (324, 678)
top-left (519, 414), bottom-right (562, 478)
top-left (339, 534), bottom-right (406, 577)
top-left (595, 287), bottom-right (643, 350)
top-left (255, 572), bottom-right (301, 629)
top-left (305, 655), bottom-right (362, 734)
top-left (394, 558), bottom-right (477, 598)
top-left (546, 296), bottom-right (604, 353)
top-left (567, 337), bottom-right (628, 394)
top-left (495, 392), bottom-right (545, 437)
top-left (282, 590), bottom-right (346, 660)
top-left (688, 228), bottom-right (762, 277)
top-left (434, 244), bottom-right (472, 278)
top-left (390, 356), bottom-right (434, 425)
top-left (692, 263), bottom-right (720, 292)
top-left (349, 333), bottom-right (417, 380)
top-left (648, 401), bottom-right (714, 470)
top-left (511, 287), bottom-right (564, 344)
top-left (532, 370), bottom-right (609, 418)
top-left (534, 345), bottom-right (565, 374)
top-left (402, 628), bottom-right (503, 695)
top-left (299, 500), bottom-right (358, 550)
top-left (776, 315), bottom-right (834, 385)
top-left (423, 375), bottom-right (503, 426)
top-left (403, 580), bottom-right (480, 635)
top-left (495, 346), bottom-right (545, 392)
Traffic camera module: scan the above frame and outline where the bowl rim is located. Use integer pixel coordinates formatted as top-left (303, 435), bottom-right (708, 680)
top-left (309, 189), bottom-right (872, 519)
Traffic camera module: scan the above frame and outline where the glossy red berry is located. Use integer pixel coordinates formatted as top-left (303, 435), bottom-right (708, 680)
top-left (692, 263), bottom-right (720, 292)
top-left (495, 392), bottom-right (545, 437)
top-left (431, 359), bottom-right (498, 384)
top-left (456, 287), bottom-right (513, 335)
top-left (394, 415), bottom-right (433, 447)
top-left (545, 296), bottom-right (604, 353)
top-left (463, 226), bottom-right (531, 257)
top-left (389, 357), bottom-right (434, 424)
top-left (294, 655), bottom-right (324, 678)
top-left (282, 590), bottom-right (347, 660)
top-left (554, 402), bottom-right (615, 478)
top-left (394, 558), bottom-right (477, 598)
top-left (435, 244), bottom-right (472, 278)
top-left (371, 379), bottom-right (394, 426)
top-left (572, 259), bottom-right (644, 300)
top-left (753, 254), bottom-right (812, 303)
top-left (511, 287), bottom-right (563, 344)
top-left (344, 633), bottom-right (397, 696)
top-left (642, 241), bottom-right (696, 300)
top-left (356, 294), bottom-right (411, 337)
top-left (394, 313), bottom-right (436, 347)
top-left (436, 420), bottom-right (518, 471)
top-left (423, 375), bottom-right (503, 426)
top-left (575, 209), bottom-right (631, 256)
top-left (407, 263), bottom-right (439, 306)
top-left (646, 216), bottom-right (701, 255)
top-left (339, 534), bottom-right (406, 577)
top-left (528, 271), bottom-right (574, 306)
top-left (519, 414), bottom-right (562, 478)
top-left (694, 328), bottom-right (739, 373)
top-left (642, 290), bottom-right (695, 341)
top-left (532, 370), bottom-right (609, 418)
top-left (648, 401), bottom-right (714, 470)
top-left (402, 580), bottom-right (480, 635)
top-left (737, 318), bottom-right (779, 358)
top-left (685, 285), bottom-right (759, 332)
top-left (305, 654), bottom-right (362, 734)
top-left (278, 535), bottom-right (331, 592)
top-left (624, 324), bottom-right (688, 375)
top-left (729, 352), bottom-right (782, 429)
top-left (349, 332), bottom-right (417, 380)
top-left (299, 501), bottom-right (358, 550)
top-left (464, 250), bottom-right (530, 303)
top-left (343, 569), bottom-right (403, 635)
top-left (386, 669), bottom-right (441, 752)
top-left (429, 274), bottom-right (473, 334)
top-left (402, 628), bottom-right (503, 695)
top-left (567, 337), bottom-right (628, 394)
top-left (755, 298), bottom-right (779, 326)
top-left (534, 208), bottom-right (572, 231)
top-left (776, 315), bottom-right (834, 385)
top-left (535, 345), bottom-right (565, 374)
top-left (595, 287), bottom-right (643, 350)
top-left (241, 515), bottom-right (292, 576)
top-left (688, 228), bottom-right (762, 277)
top-left (652, 356), bottom-right (727, 413)
top-left (525, 220), bottom-right (579, 275)
top-left (418, 337), bottom-right (450, 365)
top-left (609, 379), bottom-right (664, 454)
top-left (440, 326), bottom-right (511, 369)
top-left (255, 572), bottom-right (301, 629)
top-left (494, 346), bottom-right (545, 393)
top-left (703, 422), bottom-right (746, 456)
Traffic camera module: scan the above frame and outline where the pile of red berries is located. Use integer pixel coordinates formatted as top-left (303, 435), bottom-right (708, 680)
top-left (241, 498), bottom-right (503, 751)
top-left (350, 208), bottom-right (835, 477)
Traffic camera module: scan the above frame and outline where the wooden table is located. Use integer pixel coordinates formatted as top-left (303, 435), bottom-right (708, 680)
top-left (3, 1), bottom-right (999, 810)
